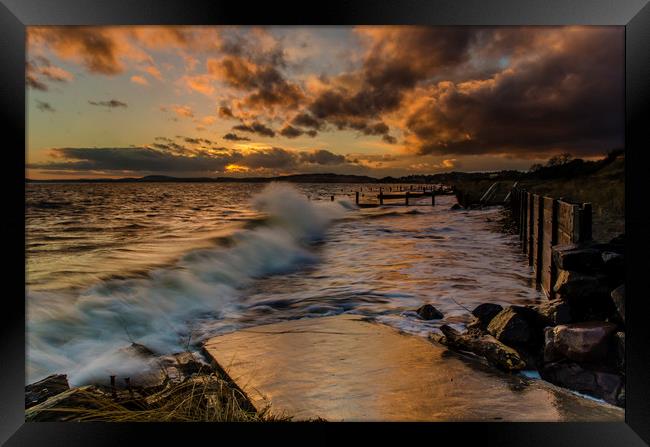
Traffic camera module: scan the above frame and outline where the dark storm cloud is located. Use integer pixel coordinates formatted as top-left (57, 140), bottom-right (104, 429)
top-left (293, 27), bottom-right (623, 157)
top-left (279, 125), bottom-right (307, 139)
top-left (232, 122), bottom-right (276, 137)
top-left (30, 145), bottom-right (359, 175)
top-left (240, 147), bottom-right (297, 169)
top-left (26, 57), bottom-right (74, 91)
top-left (299, 149), bottom-right (346, 165)
top-left (291, 113), bottom-right (323, 130)
top-left (208, 55), bottom-right (304, 110)
top-left (27, 75), bottom-right (48, 91)
top-left (303, 27), bottom-right (479, 135)
top-left (217, 106), bottom-right (235, 119)
top-left (88, 99), bottom-right (128, 108)
top-left (223, 133), bottom-right (251, 141)
top-left (28, 147), bottom-right (240, 172)
top-left (36, 100), bottom-right (55, 113)
top-left (407, 28), bottom-right (624, 156)
top-left (183, 137), bottom-right (213, 145)
top-left (29, 28), bottom-right (123, 75)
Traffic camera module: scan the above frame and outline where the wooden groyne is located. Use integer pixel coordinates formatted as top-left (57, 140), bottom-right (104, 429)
top-left (324, 185), bottom-right (454, 208)
top-left (509, 186), bottom-right (593, 298)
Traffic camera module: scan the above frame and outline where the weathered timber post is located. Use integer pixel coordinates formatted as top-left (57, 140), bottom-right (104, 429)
top-left (533, 194), bottom-right (544, 284)
top-left (541, 196), bottom-right (558, 298)
top-left (520, 190), bottom-right (527, 244)
top-left (431, 191), bottom-right (436, 206)
top-left (331, 195), bottom-right (334, 202)
top-left (379, 189), bottom-right (384, 205)
top-left (355, 191), bottom-right (359, 205)
top-left (110, 375), bottom-right (117, 398)
top-left (550, 198), bottom-right (559, 298)
top-left (580, 203), bottom-right (593, 242)
top-left (527, 192), bottom-right (534, 263)
top-left (405, 191), bottom-right (410, 206)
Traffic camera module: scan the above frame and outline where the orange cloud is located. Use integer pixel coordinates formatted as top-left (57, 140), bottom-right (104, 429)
top-left (181, 74), bottom-right (215, 96)
top-left (130, 75), bottom-right (148, 85)
top-left (170, 105), bottom-right (194, 118)
top-left (143, 65), bottom-right (162, 80)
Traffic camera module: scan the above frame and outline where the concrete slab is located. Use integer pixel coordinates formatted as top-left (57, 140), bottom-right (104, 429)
top-left (203, 314), bottom-right (624, 422)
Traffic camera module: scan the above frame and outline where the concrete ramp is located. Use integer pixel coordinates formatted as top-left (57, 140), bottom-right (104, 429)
top-left (203, 315), bottom-right (623, 422)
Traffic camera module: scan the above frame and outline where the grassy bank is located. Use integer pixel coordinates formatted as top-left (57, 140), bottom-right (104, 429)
top-left (452, 153), bottom-right (624, 242)
top-left (25, 351), bottom-right (293, 422)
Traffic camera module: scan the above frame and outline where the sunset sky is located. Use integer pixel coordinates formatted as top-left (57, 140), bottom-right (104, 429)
top-left (26, 26), bottom-right (624, 179)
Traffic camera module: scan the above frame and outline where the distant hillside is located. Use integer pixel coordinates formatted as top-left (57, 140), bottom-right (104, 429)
top-left (27, 173), bottom-right (379, 184)
top-left (26, 151), bottom-right (625, 188)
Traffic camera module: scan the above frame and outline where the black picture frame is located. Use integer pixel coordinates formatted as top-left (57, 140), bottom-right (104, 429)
top-left (2, 0), bottom-right (649, 445)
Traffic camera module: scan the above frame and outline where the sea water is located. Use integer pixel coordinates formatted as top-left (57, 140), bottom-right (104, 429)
top-left (26, 182), bottom-right (543, 385)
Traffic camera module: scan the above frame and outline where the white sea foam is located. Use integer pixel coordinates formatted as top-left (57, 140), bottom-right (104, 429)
top-left (27, 183), bottom-right (351, 385)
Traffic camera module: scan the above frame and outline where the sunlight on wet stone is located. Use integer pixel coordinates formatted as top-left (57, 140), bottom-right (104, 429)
top-left (204, 315), bottom-right (623, 422)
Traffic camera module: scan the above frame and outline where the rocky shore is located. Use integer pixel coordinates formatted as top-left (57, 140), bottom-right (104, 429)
top-left (24, 345), bottom-right (283, 422)
top-left (430, 208), bottom-right (625, 407)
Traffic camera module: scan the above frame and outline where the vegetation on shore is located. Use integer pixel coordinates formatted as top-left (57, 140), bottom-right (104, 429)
top-left (452, 150), bottom-right (624, 242)
top-left (25, 350), bottom-right (293, 422)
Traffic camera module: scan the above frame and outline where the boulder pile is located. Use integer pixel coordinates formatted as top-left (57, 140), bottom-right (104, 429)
top-left (434, 234), bottom-right (625, 407)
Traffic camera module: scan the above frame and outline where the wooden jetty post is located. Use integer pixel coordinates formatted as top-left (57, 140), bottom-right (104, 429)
top-left (431, 191), bottom-right (436, 206)
top-left (331, 195), bottom-right (334, 202)
top-left (355, 191), bottom-right (359, 205)
top-left (405, 191), bottom-right (410, 206)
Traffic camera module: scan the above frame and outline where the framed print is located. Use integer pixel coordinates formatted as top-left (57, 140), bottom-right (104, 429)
top-left (1, 0), bottom-right (649, 445)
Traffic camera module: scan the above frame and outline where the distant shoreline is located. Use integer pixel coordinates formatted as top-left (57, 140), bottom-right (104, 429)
top-left (25, 171), bottom-right (514, 184)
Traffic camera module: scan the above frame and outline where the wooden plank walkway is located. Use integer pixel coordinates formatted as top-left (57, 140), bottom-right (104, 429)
top-left (203, 315), bottom-right (623, 422)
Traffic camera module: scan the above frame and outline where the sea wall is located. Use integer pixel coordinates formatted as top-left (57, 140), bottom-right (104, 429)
top-left (436, 187), bottom-right (625, 406)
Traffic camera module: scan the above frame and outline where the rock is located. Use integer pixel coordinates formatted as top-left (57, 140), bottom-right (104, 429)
top-left (609, 233), bottom-right (625, 247)
top-left (106, 343), bottom-right (167, 391)
top-left (614, 331), bottom-right (625, 371)
top-left (25, 374), bottom-right (70, 409)
top-left (530, 300), bottom-right (572, 326)
top-left (416, 304), bottom-right (444, 320)
top-left (539, 361), bottom-right (624, 406)
top-left (553, 270), bottom-right (610, 304)
top-left (122, 368), bottom-right (168, 391)
top-left (543, 322), bottom-right (618, 363)
top-left (158, 352), bottom-right (211, 383)
top-left (466, 318), bottom-right (484, 331)
top-left (450, 203), bottom-right (462, 210)
top-left (610, 285), bottom-right (625, 323)
top-left (487, 306), bottom-right (539, 348)
top-left (438, 325), bottom-right (526, 371)
top-left (602, 252), bottom-right (625, 284)
top-left (553, 245), bottom-right (604, 273)
top-left (471, 303), bottom-right (503, 327)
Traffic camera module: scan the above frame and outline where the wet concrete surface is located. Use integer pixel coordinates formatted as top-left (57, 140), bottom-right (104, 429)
top-left (203, 314), bottom-right (624, 422)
